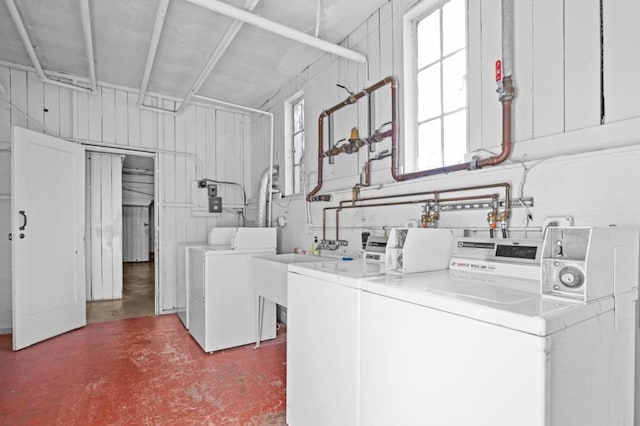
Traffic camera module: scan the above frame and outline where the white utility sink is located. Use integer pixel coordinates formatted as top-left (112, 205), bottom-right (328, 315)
top-left (252, 253), bottom-right (334, 307)
top-left (251, 253), bottom-right (336, 347)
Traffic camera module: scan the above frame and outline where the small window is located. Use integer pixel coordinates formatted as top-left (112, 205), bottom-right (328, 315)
top-left (404, 0), bottom-right (468, 171)
top-left (284, 92), bottom-right (305, 195)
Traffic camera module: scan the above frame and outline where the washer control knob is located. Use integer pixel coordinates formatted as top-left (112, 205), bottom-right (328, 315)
top-left (558, 266), bottom-right (584, 288)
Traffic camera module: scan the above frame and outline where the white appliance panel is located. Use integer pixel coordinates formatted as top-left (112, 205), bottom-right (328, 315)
top-left (361, 289), bottom-right (636, 426)
top-left (187, 245), bottom-right (277, 353)
top-left (287, 272), bottom-right (361, 426)
top-left (360, 290), bottom-right (547, 426)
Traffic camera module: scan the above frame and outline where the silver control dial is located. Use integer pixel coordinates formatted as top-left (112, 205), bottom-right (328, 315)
top-left (558, 266), bottom-right (584, 288)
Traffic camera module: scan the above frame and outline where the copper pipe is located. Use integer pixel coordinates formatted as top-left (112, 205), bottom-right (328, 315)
top-left (351, 150), bottom-right (390, 202)
top-left (329, 182), bottom-right (512, 242)
top-left (391, 76), bottom-right (515, 180)
top-left (327, 193), bottom-right (500, 241)
top-left (307, 76), bottom-right (398, 202)
top-left (478, 76), bottom-right (514, 167)
top-left (342, 182), bottom-right (511, 213)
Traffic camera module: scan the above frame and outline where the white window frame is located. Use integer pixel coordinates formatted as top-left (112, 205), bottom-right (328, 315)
top-left (283, 90), bottom-right (304, 196)
top-left (402, 0), bottom-right (468, 172)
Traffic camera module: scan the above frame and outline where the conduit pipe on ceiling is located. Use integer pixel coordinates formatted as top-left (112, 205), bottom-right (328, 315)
top-left (193, 94), bottom-right (275, 227)
top-left (4, 0), bottom-right (96, 94)
top-left (138, 0), bottom-right (171, 108)
top-left (177, 0), bottom-right (262, 115)
top-left (184, 0), bottom-right (367, 64)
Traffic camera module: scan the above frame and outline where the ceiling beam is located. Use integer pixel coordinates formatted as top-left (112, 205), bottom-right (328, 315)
top-left (79, 0), bottom-right (97, 92)
top-left (137, 0), bottom-right (171, 108)
top-left (4, 0), bottom-right (96, 94)
top-left (177, 0), bottom-right (261, 114)
top-left (184, 0), bottom-right (367, 64)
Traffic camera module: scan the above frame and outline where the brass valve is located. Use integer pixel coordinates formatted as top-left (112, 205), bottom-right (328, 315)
top-left (422, 203), bottom-right (439, 228)
top-left (349, 127), bottom-right (360, 141)
top-left (497, 210), bottom-right (510, 222)
top-left (487, 211), bottom-right (498, 229)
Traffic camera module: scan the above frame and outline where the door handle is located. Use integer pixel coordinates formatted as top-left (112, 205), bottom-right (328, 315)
top-left (19, 210), bottom-right (27, 231)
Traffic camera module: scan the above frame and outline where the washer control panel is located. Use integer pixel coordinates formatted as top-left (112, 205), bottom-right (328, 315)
top-left (541, 226), bottom-right (639, 303)
top-left (541, 228), bottom-right (590, 301)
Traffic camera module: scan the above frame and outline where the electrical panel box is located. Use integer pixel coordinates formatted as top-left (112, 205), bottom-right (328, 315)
top-left (208, 184), bottom-right (218, 197)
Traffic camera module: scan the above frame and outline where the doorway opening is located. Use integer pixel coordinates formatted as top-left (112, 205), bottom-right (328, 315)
top-left (84, 150), bottom-right (157, 324)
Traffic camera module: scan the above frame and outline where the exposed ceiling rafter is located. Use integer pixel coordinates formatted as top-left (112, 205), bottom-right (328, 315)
top-left (4, 0), bottom-right (97, 94)
top-left (79, 0), bottom-right (97, 92)
top-left (138, 0), bottom-right (170, 108)
top-left (176, 0), bottom-right (262, 115)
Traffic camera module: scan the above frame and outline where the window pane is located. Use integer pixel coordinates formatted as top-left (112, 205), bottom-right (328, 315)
top-left (442, 49), bottom-right (466, 113)
top-left (417, 11), bottom-right (440, 68)
top-left (299, 99), bottom-right (304, 130)
top-left (293, 132), bottom-right (304, 164)
top-left (418, 119), bottom-right (442, 170)
top-left (293, 101), bottom-right (303, 133)
top-left (293, 165), bottom-right (301, 194)
top-left (417, 64), bottom-right (441, 121)
top-left (443, 110), bottom-right (467, 165)
top-left (442, 0), bottom-right (466, 56)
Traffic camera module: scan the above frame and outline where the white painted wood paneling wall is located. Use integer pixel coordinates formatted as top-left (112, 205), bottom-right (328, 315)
top-left (250, 0), bottom-right (640, 250)
top-left (85, 152), bottom-right (124, 301)
top-left (0, 64), bottom-right (251, 330)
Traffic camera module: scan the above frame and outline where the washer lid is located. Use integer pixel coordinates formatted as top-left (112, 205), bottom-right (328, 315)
top-left (362, 270), bottom-right (613, 336)
top-left (288, 260), bottom-right (387, 289)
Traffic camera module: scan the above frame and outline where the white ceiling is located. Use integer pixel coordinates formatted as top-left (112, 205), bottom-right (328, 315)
top-left (0, 0), bottom-right (385, 109)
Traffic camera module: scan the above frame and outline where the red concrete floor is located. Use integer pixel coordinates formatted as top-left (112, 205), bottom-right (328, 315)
top-left (0, 315), bottom-right (286, 425)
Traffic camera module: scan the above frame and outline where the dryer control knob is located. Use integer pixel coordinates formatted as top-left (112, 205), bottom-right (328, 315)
top-left (559, 266), bottom-right (584, 288)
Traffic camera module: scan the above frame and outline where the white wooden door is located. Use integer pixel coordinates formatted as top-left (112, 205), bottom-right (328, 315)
top-left (11, 127), bottom-right (86, 350)
top-left (123, 205), bottom-right (149, 262)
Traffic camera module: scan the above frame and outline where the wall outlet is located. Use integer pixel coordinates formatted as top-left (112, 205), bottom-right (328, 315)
top-left (303, 223), bottom-right (313, 235)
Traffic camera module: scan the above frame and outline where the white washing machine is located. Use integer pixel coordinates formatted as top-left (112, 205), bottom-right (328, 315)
top-left (177, 243), bottom-right (209, 329)
top-left (287, 259), bottom-right (386, 426)
top-left (360, 228), bottom-right (638, 426)
top-left (178, 227), bottom-right (238, 329)
top-left (187, 227), bottom-right (277, 352)
top-left (286, 228), bottom-right (455, 426)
